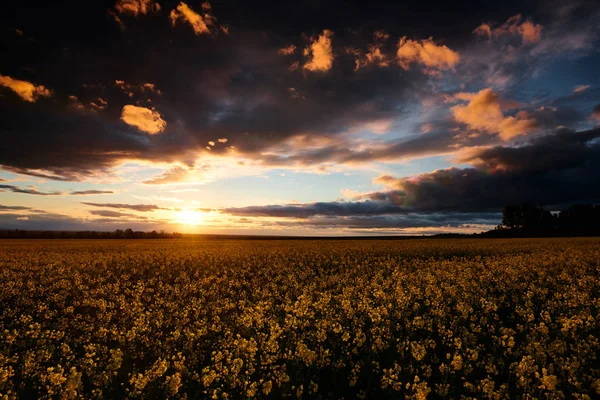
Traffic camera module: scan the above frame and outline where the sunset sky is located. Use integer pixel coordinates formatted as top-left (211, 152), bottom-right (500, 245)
top-left (1, 0), bottom-right (599, 235)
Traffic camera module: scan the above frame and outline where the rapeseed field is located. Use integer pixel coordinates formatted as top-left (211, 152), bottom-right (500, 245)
top-left (0, 238), bottom-right (598, 399)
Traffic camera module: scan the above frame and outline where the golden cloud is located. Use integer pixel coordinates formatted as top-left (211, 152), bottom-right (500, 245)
top-left (396, 37), bottom-right (460, 73)
top-left (120, 105), bottom-right (166, 134)
top-left (0, 75), bottom-right (51, 102)
top-left (304, 30), bottom-right (334, 72)
top-left (450, 88), bottom-right (539, 141)
top-left (170, 2), bottom-right (214, 35)
top-left (115, 0), bottom-right (160, 16)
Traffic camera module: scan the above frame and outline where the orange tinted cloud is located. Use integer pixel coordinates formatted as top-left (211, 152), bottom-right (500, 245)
top-left (593, 105), bottom-right (600, 122)
top-left (474, 15), bottom-right (543, 44)
top-left (0, 75), bottom-right (51, 102)
top-left (363, 119), bottom-right (393, 134)
top-left (68, 95), bottom-right (85, 110)
top-left (473, 23), bottom-right (492, 40)
top-left (351, 45), bottom-right (390, 71)
top-left (115, 0), bottom-right (160, 16)
top-left (170, 2), bottom-right (214, 35)
top-left (373, 30), bottom-right (390, 41)
top-left (304, 30), bottom-right (334, 72)
top-left (450, 88), bottom-right (538, 140)
top-left (573, 85), bottom-right (590, 93)
top-left (396, 37), bottom-right (460, 73)
top-left (278, 45), bottom-right (296, 55)
top-left (121, 105), bottom-right (166, 134)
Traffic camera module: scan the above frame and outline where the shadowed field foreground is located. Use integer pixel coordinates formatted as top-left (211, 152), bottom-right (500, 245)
top-left (1, 238), bottom-right (599, 399)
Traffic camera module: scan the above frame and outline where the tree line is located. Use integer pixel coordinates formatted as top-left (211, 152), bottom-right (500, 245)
top-left (487, 203), bottom-right (600, 237)
top-left (0, 229), bottom-right (183, 239)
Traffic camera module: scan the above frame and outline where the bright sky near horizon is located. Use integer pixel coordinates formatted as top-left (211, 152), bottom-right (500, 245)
top-left (1, 0), bottom-right (599, 235)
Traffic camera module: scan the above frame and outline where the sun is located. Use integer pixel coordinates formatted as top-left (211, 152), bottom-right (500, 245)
top-left (175, 209), bottom-right (205, 226)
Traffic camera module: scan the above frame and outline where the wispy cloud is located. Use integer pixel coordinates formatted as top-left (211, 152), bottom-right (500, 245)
top-left (69, 190), bottom-right (114, 195)
top-left (0, 184), bottom-right (62, 196)
top-left (82, 202), bottom-right (167, 212)
top-left (573, 85), bottom-right (590, 93)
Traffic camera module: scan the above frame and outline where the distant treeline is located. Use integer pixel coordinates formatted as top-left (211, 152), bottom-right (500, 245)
top-left (483, 203), bottom-right (600, 237)
top-left (0, 229), bottom-right (182, 239)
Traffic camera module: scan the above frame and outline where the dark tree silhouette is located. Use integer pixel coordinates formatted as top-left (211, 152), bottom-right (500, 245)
top-left (497, 203), bottom-right (600, 237)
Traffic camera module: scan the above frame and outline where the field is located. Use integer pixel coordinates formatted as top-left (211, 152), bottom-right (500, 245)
top-left (1, 238), bottom-right (599, 399)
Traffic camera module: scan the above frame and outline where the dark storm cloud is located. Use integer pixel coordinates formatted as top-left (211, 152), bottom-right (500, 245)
top-left (365, 127), bottom-right (600, 211)
top-left (0, 0), bottom-right (444, 179)
top-left (81, 202), bottom-right (167, 212)
top-left (0, 0), bottom-right (598, 183)
top-left (224, 201), bottom-right (408, 219)
top-left (266, 213), bottom-right (501, 230)
top-left (224, 127), bottom-right (600, 219)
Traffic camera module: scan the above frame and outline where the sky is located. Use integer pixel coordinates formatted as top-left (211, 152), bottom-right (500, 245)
top-left (1, 0), bottom-right (599, 235)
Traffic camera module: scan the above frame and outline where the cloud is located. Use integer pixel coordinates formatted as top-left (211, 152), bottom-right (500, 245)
top-left (365, 127), bottom-right (600, 212)
top-left (396, 37), bottom-right (460, 74)
top-left (0, 75), bottom-right (51, 102)
top-left (224, 201), bottom-right (407, 218)
top-left (449, 88), bottom-right (539, 140)
top-left (495, 15), bottom-right (543, 43)
top-left (0, 184), bottom-right (112, 197)
top-left (226, 211), bottom-right (500, 231)
top-left (350, 45), bottom-right (391, 71)
top-left (88, 210), bottom-right (144, 218)
top-left (474, 15), bottom-right (543, 43)
top-left (593, 104), bottom-right (600, 121)
top-left (303, 30), bottom-right (334, 72)
top-left (278, 45), bottom-right (296, 55)
top-left (142, 166), bottom-right (190, 185)
top-left (0, 184), bottom-right (62, 196)
top-left (82, 202), bottom-right (166, 212)
top-left (0, 205), bottom-right (32, 211)
top-left (120, 105), bottom-right (166, 134)
top-left (473, 23), bottom-right (492, 40)
top-left (225, 128), bottom-right (600, 221)
top-left (69, 190), bottom-right (114, 195)
top-left (170, 2), bottom-right (214, 35)
top-left (69, 96), bottom-right (108, 112)
top-left (90, 98), bottom-right (108, 110)
top-left (115, 0), bottom-right (160, 16)
top-left (573, 85), bottom-right (590, 93)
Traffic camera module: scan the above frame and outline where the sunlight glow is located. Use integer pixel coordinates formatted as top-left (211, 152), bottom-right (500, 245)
top-left (174, 209), bottom-right (206, 225)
